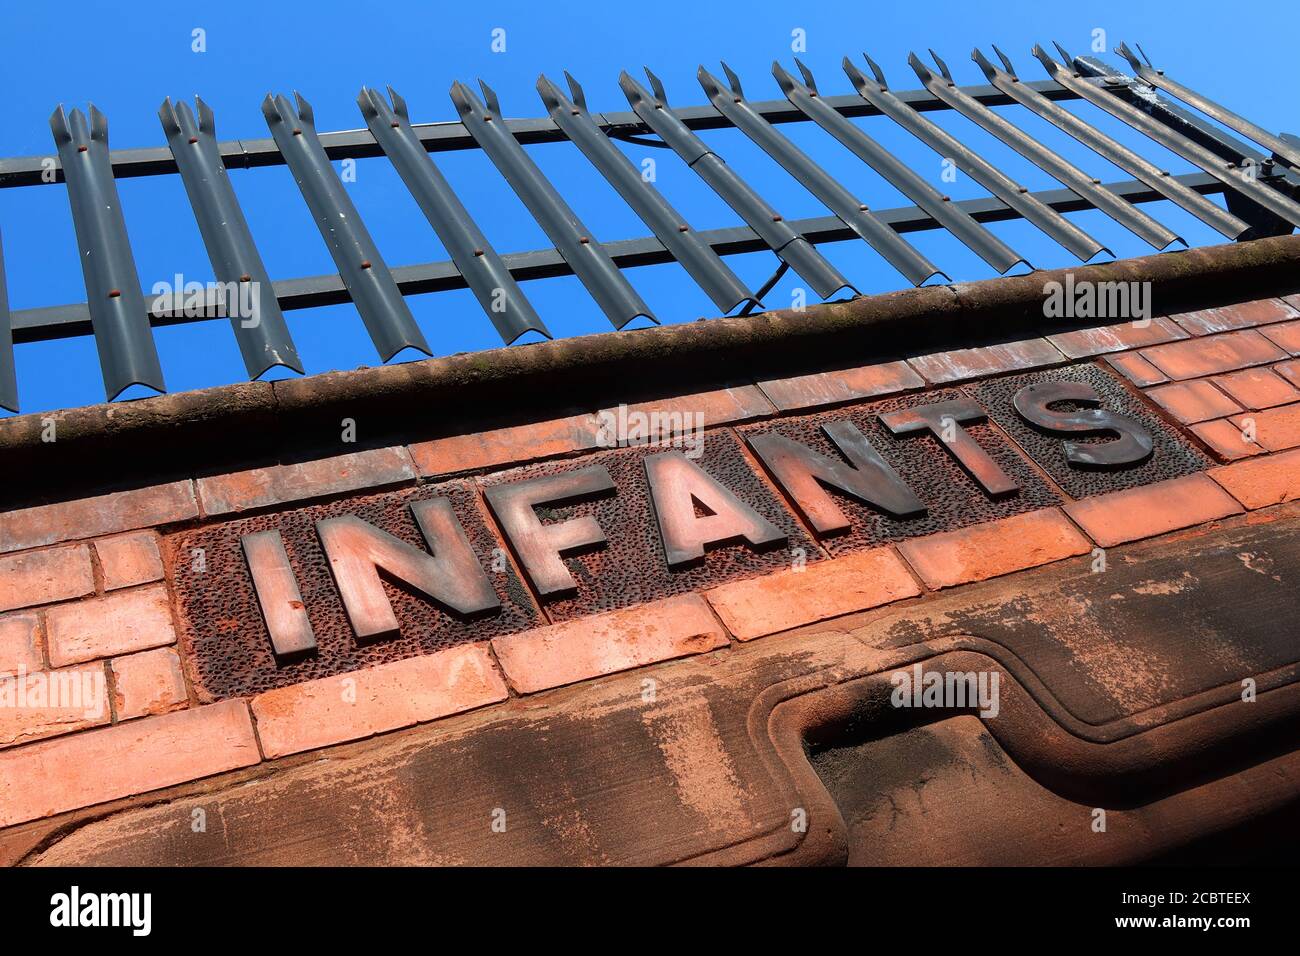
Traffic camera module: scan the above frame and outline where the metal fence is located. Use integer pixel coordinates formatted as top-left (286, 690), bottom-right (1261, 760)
top-left (0, 40), bottom-right (1297, 413)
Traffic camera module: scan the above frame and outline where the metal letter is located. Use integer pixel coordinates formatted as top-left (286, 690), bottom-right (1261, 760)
top-left (879, 399), bottom-right (1019, 497)
top-left (747, 421), bottom-right (926, 536)
top-left (644, 450), bottom-right (786, 568)
top-left (1013, 381), bottom-right (1154, 468)
top-left (242, 530), bottom-right (317, 662)
top-left (316, 499), bottom-right (500, 643)
top-left (482, 465), bottom-right (616, 597)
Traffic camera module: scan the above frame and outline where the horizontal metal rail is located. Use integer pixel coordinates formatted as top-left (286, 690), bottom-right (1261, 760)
top-left (0, 80), bottom-right (1088, 188)
top-left (9, 170), bottom-right (1248, 342)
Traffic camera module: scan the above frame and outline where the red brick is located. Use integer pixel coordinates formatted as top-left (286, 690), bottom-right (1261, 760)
top-left (197, 446), bottom-right (414, 516)
top-left (1259, 320), bottom-right (1300, 356)
top-left (0, 663), bottom-right (110, 748)
top-left (1190, 419), bottom-right (1265, 461)
top-left (94, 531), bottom-right (164, 591)
top-left (408, 414), bottom-right (601, 477)
top-left (907, 338), bottom-right (1065, 384)
top-left (897, 509), bottom-right (1091, 589)
top-left (0, 613), bottom-right (42, 672)
top-left (1275, 359), bottom-right (1300, 388)
top-left (111, 647), bottom-right (188, 721)
top-left (1139, 329), bottom-right (1287, 380)
top-left (46, 585), bottom-right (176, 667)
top-left (1063, 474), bottom-right (1242, 547)
top-left (1210, 448), bottom-right (1300, 510)
top-left (705, 547), bottom-right (920, 640)
top-left (1046, 316), bottom-right (1188, 358)
top-left (492, 595), bottom-right (727, 693)
top-left (0, 481), bottom-right (197, 554)
top-left (0, 699), bottom-right (259, 828)
top-left (252, 643), bottom-right (507, 758)
top-left (758, 361), bottom-right (924, 411)
top-left (599, 385), bottom-right (774, 436)
top-left (0, 545), bottom-right (94, 613)
top-left (1145, 379), bottom-right (1242, 424)
top-left (1212, 367), bottom-right (1300, 410)
top-left (1170, 298), bottom-right (1298, 335)
top-left (1230, 403), bottom-right (1300, 452)
top-left (1105, 351), bottom-right (1168, 387)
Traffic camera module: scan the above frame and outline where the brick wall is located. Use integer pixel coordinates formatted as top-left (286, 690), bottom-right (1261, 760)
top-left (3, 284), bottom-right (1300, 853)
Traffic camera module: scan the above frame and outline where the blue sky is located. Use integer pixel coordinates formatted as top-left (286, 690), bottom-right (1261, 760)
top-left (1, 0), bottom-right (1296, 414)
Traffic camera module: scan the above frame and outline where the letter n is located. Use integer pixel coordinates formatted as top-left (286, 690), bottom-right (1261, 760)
top-left (317, 499), bottom-right (500, 642)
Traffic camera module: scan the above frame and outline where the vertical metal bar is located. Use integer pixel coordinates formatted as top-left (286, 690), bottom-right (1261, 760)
top-left (970, 47), bottom-right (1248, 240)
top-left (840, 56), bottom-right (1109, 261)
top-left (618, 70), bottom-right (858, 299)
top-left (357, 87), bottom-right (550, 344)
top-left (538, 72), bottom-right (757, 314)
top-left (0, 226), bottom-right (17, 413)
top-left (904, 52), bottom-right (1179, 251)
top-left (160, 97), bottom-right (304, 377)
top-left (49, 105), bottom-right (165, 401)
top-left (1116, 43), bottom-right (1300, 171)
top-left (449, 80), bottom-right (655, 330)
top-left (262, 92), bottom-right (431, 362)
top-left (703, 64), bottom-right (953, 284)
top-left (747, 62), bottom-right (1027, 274)
top-left (1031, 46), bottom-right (1300, 229)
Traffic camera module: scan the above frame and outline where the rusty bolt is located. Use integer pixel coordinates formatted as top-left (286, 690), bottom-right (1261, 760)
top-left (360, 260), bottom-right (372, 269)
top-left (188, 136), bottom-right (199, 145)
top-left (107, 289), bottom-right (121, 298)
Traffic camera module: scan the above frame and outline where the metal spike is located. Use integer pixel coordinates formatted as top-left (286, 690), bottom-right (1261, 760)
top-left (644, 66), bottom-right (667, 105)
top-left (388, 86), bottom-right (410, 121)
top-left (793, 57), bottom-right (818, 93)
top-left (905, 52), bottom-right (933, 85)
top-left (862, 53), bottom-right (888, 89)
top-left (1030, 43), bottom-right (1059, 72)
top-left (927, 49), bottom-right (954, 84)
top-left (720, 61), bottom-right (744, 97)
top-left (1136, 42), bottom-right (1153, 67)
top-left (992, 44), bottom-right (1018, 78)
top-left (1052, 40), bottom-right (1075, 70)
top-left (478, 80), bottom-right (502, 117)
top-left (195, 95), bottom-right (215, 134)
top-left (1115, 41), bottom-right (1142, 72)
top-left (970, 48), bottom-right (998, 82)
top-left (292, 91), bottom-right (314, 125)
top-left (563, 71), bottom-right (586, 111)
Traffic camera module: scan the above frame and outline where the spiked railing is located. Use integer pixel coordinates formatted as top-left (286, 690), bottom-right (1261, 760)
top-left (0, 42), bottom-right (1296, 410)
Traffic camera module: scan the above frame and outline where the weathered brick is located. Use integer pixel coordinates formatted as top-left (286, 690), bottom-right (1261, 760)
top-left (1209, 448), bottom-right (1300, 510)
top-left (492, 595), bottom-right (727, 693)
top-left (1046, 316), bottom-right (1188, 358)
top-left (0, 545), bottom-right (95, 613)
top-left (94, 531), bottom-right (164, 591)
top-left (1105, 351), bottom-right (1168, 387)
top-left (757, 361), bottom-right (924, 411)
top-left (111, 647), bottom-right (188, 721)
top-left (1145, 379), bottom-right (1242, 424)
top-left (0, 663), bottom-right (110, 748)
top-left (1230, 403), bottom-right (1300, 452)
top-left (1063, 474), bottom-right (1243, 547)
top-left (1275, 359), bottom-right (1300, 388)
top-left (1259, 320), bottom-right (1300, 356)
top-left (597, 386), bottom-right (775, 440)
top-left (1212, 367), bottom-right (1300, 410)
top-left (46, 585), bottom-right (176, 668)
top-left (408, 413), bottom-right (601, 477)
top-left (1190, 419), bottom-right (1265, 461)
top-left (1139, 329), bottom-right (1287, 381)
top-left (706, 547), bottom-right (920, 641)
top-left (897, 509), bottom-right (1090, 589)
top-left (907, 338), bottom-right (1065, 384)
top-left (197, 446), bottom-right (414, 516)
top-left (0, 613), bottom-right (42, 672)
top-left (251, 644), bottom-right (507, 758)
top-left (1170, 298), bottom-right (1299, 335)
top-left (0, 699), bottom-right (259, 828)
top-left (0, 481), bottom-right (198, 554)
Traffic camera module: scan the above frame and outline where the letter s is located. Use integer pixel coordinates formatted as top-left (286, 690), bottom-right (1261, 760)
top-left (1013, 381), bottom-right (1153, 468)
